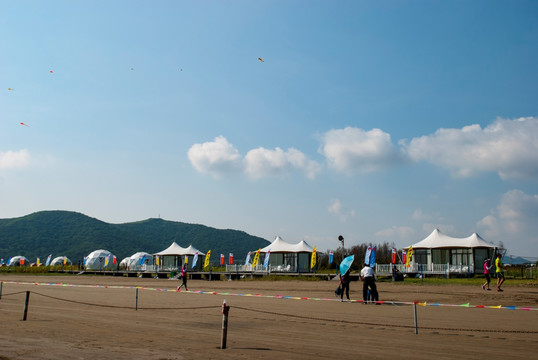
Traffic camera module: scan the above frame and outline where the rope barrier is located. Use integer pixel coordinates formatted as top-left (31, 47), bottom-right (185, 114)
top-left (233, 305), bottom-right (538, 334)
top-left (30, 291), bottom-right (219, 311)
top-left (0, 291), bottom-right (29, 297)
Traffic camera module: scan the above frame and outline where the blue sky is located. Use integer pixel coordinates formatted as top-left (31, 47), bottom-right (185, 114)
top-left (1, 1), bottom-right (537, 257)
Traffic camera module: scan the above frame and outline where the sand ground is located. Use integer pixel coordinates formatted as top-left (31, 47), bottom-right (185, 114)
top-left (0, 274), bottom-right (536, 359)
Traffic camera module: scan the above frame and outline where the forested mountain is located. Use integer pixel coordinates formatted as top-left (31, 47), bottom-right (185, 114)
top-left (0, 211), bottom-right (270, 264)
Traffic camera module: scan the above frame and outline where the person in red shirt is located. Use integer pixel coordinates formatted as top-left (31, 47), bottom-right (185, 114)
top-left (177, 264), bottom-right (188, 291)
top-left (481, 258), bottom-right (493, 291)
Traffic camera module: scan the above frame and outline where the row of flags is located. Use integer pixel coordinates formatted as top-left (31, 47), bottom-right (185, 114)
top-left (1, 247), bottom-right (414, 269)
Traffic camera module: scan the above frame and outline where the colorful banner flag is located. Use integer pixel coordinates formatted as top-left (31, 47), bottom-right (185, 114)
top-left (37, 258), bottom-right (40, 266)
top-left (364, 246), bottom-right (372, 266)
top-left (251, 249), bottom-right (261, 267)
top-left (113, 255), bottom-right (117, 265)
top-left (83, 257), bottom-right (87, 266)
top-left (20, 258), bottom-right (25, 265)
top-left (370, 246), bottom-right (377, 267)
top-left (406, 247), bottom-right (413, 267)
top-left (329, 250), bottom-right (334, 264)
top-left (229, 253), bottom-right (234, 265)
top-left (263, 250), bottom-right (271, 269)
top-left (244, 252), bottom-right (251, 265)
top-left (220, 253), bottom-right (225, 265)
top-left (184, 255), bottom-right (188, 264)
top-left (138, 255), bottom-right (146, 266)
top-left (402, 250), bottom-right (407, 265)
top-left (64, 257), bottom-right (68, 265)
top-left (45, 254), bottom-right (52, 266)
top-left (192, 252), bottom-right (198, 268)
top-left (204, 250), bottom-right (211, 269)
top-left (104, 256), bottom-right (110, 266)
top-left (156, 255), bottom-right (160, 266)
top-left (391, 249), bottom-right (397, 264)
top-left (310, 247), bottom-right (317, 269)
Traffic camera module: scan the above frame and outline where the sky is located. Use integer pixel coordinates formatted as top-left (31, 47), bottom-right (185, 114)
top-left (1, 1), bottom-right (537, 257)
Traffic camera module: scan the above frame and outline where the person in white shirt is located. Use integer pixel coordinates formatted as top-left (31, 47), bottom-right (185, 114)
top-left (360, 264), bottom-right (378, 303)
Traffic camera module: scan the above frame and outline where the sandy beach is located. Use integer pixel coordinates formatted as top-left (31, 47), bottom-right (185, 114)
top-left (0, 274), bottom-right (537, 359)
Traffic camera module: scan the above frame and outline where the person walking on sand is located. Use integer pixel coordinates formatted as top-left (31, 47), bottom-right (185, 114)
top-left (495, 253), bottom-right (505, 292)
top-left (482, 258), bottom-right (493, 290)
top-left (177, 264), bottom-right (188, 291)
top-left (360, 264), bottom-right (379, 304)
top-left (339, 270), bottom-right (351, 302)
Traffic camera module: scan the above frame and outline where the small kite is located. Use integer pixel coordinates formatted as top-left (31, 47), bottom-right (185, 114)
top-left (49, 70), bottom-right (54, 73)
top-left (130, 68), bottom-right (134, 71)
top-left (258, 57), bottom-right (264, 62)
top-left (180, 68), bottom-right (183, 71)
top-left (8, 88), bottom-right (14, 91)
top-left (20, 122), bottom-right (30, 127)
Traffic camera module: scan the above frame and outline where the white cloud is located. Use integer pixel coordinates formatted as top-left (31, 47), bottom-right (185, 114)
top-left (412, 209), bottom-right (432, 221)
top-left (188, 136), bottom-right (320, 179)
top-left (244, 147), bottom-right (321, 179)
top-left (374, 226), bottom-right (415, 239)
top-left (401, 117), bottom-right (538, 179)
top-left (477, 189), bottom-right (538, 255)
top-left (328, 198), bottom-right (355, 222)
top-left (0, 149), bottom-right (30, 169)
top-left (187, 136), bottom-right (243, 178)
top-left (319, 127), bottom-right (401, 173)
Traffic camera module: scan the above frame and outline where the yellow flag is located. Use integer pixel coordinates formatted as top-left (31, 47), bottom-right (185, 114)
top-left (251, 249), bottom-right (261, 267)
top-left (156, 256), bottom-right (160, 266)
top-left (310, 247), bottom-right (317, 269)
top-left (37, 258), bottom-right (40, 266)
top-left (204, 250), bottom-right (211, 269)
top-left (406, 246), bottom-right (413, 267)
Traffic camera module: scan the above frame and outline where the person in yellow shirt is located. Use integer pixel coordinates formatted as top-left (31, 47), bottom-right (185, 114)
top-left (495, 253), bottom-right (505, 292)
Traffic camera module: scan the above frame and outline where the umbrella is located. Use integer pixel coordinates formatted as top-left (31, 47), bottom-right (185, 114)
top-left (339, 255), bottom-right (354, 275)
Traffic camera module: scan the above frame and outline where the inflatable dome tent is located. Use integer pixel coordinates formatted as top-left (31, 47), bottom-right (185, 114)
top-left (7, 256), bottom-right (29, 266)
top-left (127, 252), bottom-right (153, 271)
top-left (50, 256), bottom-right (72, 266)
top-left (84, 249), bottom-right (117, 270)
top-left (119, 257), bottom-right (130, 270)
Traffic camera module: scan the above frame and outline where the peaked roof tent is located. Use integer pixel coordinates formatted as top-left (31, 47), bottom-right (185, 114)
top-left (410, 228), bottom-right (496, 249)
top-left (154, 242), bottom-right (205, 256)
top-left (260, 236), bottom-right (314, 253)
top-left (154, 242), bottom-right (186, 256)
top-left (183, 244), bottom-right (205, 256)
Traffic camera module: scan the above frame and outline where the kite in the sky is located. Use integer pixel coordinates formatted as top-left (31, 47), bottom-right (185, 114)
top-left (20, 122), bottom-right (30, 127)
top-left (258, 57), bottom-right (264, 62)
top-left (8, 88), bottom-right (14, 91)
top-left (49, 70), bottom-right (54, 73)
top-left (130, 68), bottom-right (134, 71)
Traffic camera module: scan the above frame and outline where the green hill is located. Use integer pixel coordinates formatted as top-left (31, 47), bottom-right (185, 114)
top-left (0, 210), bottom-right (270, 264)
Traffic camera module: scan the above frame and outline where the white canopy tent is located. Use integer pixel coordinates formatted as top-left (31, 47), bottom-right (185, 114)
top-left (256, 236), bottom-right (315, 272)
top-left (154, 242), bottom-right (205, 270)
top-left (408, 229), bottom-right (496, 274)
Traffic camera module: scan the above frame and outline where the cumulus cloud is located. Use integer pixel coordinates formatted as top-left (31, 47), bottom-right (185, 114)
top-left (477, 189), bottom-right (538, 254)
top-left (319, 127), bottom-right (401, 173)
top-left (187, 136), bottom-right (243, 177)
top-left (327, 198), bottom-right (355, 221)
top-left (374, 226), bottom-right (415, 239)
top-left (244, 147), bottom-right (321, 179)
top-left (0, 149), bottom-right (30, 169)
top-left (401, 117), bottom-right (538, 179)
top-left (188, 136), bottom-right (320, 179)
